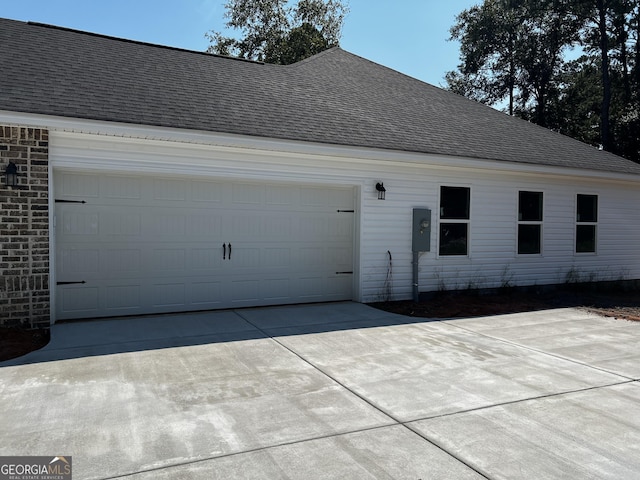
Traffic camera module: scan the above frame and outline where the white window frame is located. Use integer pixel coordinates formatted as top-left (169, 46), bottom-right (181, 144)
top-left (575, 193), bottom-right (598, 254)
top-left (517, 190), bottom-right (544, 256)
top-left (438, 185), bottom-right (471, 257)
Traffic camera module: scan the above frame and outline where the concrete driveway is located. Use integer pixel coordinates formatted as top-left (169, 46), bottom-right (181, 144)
top-left (1, 303), bottom-right (639, 479)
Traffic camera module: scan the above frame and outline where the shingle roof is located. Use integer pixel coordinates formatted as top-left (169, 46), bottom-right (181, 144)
top-left (1, 17), bottom-right (639, 176)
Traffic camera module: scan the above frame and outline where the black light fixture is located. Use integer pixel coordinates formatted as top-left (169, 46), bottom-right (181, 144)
top-left (375, 182), bottom-right (386, 200)
top-left (3, 161), bottom-right (18, 188)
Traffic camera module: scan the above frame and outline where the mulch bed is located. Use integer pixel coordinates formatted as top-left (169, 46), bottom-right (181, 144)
top-left (372, 289), bottom-right (640, 322)
top-left (0, 327), bottom-right (50, 362)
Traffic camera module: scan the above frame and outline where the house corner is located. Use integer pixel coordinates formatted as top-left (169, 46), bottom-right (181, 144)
top-left (0, 125), bottom-right (50, 328)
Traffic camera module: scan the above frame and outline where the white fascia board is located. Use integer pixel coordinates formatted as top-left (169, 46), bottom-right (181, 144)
top-left (3, 109), bottom-right (640, 185)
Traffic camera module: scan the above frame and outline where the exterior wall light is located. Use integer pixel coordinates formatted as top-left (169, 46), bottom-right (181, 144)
top-left (375, 182), bottom-right (386, 200)
top-left (3, 161), bottom-right (19, 188)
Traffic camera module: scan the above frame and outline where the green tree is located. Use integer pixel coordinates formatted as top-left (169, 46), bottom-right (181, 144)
top-left (572, 0), bottom-right (636, 152)
top-left (551, 56), bottom-right (602, 145)
top-left (448, 0), bottom-right (640, 162)
top-left (448, 0), bottom-right (581, 125)
top-left (206, 0), bottom-right (348, 65)
top-left (448, 1), bottom-right (523, 115)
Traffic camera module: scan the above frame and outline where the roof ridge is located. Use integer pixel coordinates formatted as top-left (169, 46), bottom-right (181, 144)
top-left (286, 46), bottom-right (342, 67)
top-left (24, 20), bottom-right (265, 65)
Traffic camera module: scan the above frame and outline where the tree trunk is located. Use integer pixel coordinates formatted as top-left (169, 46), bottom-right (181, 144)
top-left (509, 61), bottom-right (515, 116)
top-left (614, 2), bottom-right (632, 102)
top-left (636, 5), bottom-right (640, 101)
top-left (597, 0), bottom-right (613, 151)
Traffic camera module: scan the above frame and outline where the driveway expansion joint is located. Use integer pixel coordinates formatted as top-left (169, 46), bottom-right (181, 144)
top-left (447, 320), bottom-right (637, 381)
top-left (233, 310), bottom-right (498, 480)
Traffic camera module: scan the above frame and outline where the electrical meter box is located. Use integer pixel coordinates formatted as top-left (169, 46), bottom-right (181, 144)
top-left (412, 208), bottom-right (431, 252)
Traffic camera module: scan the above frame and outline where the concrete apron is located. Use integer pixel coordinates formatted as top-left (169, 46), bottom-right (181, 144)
top-left (0, 302), bottom-right (639, 479)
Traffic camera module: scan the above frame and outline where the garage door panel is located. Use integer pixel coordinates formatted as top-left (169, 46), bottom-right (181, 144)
top-left (232, 183), bottom-right (266, 205)
top-left (328, 275), bottom-right (353, 296)
top-left (55, 172), bottom-right (355, 320)
top-left (59, 285), bottom-right (100, 315)
top-left (104, 249), bottom-right (142, 274)
top-left (297, 276), bottom-right (325, 298)
top-left (300, 187), bottom-right (330, 206)
top-left (230, 279), bottom-right (260, 303)
top-left (263, 248), bottom-right (291, 267)
top-left (153, 178), bottom-right (188, 201)
top-left (59, 172), bottom-right (100, 198)
top-left (191, 248), bottom-right (223, 270)
top-left (190, 281), bottom-right (224, 306)
top-left (262, 278), bottom-right (291, 300)
top-left (151, 248), bottom-right (187, 272)
top-left (298, 216), bottom-right (328, 239)
top-left (264, 216), bottom-right (293, 239)
top-left (328, 247), bottom-right (353, 269)
top-left (58, 246), bottom-right (143, 280)
top-left (188, 214), bottom-right (223, 237)
top-left (105, 284), bottom-right (141, 311)
top-left (191, 180), bottom-right (225, 203)
top-left (105, 211), bottom-right (143, 236)
top-left (328, 188), bottom-right (355, 208)
top-left (102, 175), bottom-right (142, 200)
top-left (60, 210), bottom-right (99, 236)
top-left (266, 184), bottom-right (296, 205)
top-left (60, 248), bottom-right (100, 275)
top-left (331, 217), bottom-right (354, 238)
top-left (152, 283), bottom-right (187, 307)
top-left (232, 215), bottom-right (262, 238)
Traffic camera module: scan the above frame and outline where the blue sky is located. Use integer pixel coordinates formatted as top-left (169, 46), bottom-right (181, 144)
top-left (2, 0), bottom-right (478, 87)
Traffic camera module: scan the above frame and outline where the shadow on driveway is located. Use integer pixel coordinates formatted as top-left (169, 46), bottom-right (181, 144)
top-left (1, 302), bottom-right (431, 366)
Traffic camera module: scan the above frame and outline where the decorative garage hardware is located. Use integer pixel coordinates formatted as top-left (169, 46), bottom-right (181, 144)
top-left (55, 199), bottom-right (87, 204)
top-left (335, 271), bottom-right (353, 274)
top-left (3, 161), bottom-right (19, 188)
top-left (222, 243), bottom-right (232, 260)
top-left (375, 182), bottom-right (386, 200)
top-left (336, 210), bottom-right (355, 213)
top-left (56, 281), bottom-right (86, 285)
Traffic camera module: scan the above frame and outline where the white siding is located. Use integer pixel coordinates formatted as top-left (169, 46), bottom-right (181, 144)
top-left (49, 129), bottom-right (640, 305)
top-left (361, 170), bottom-right (640, 300)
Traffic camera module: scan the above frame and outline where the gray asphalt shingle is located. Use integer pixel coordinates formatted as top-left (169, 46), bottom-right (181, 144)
top-left (1, 18), bottom-right (639, 176)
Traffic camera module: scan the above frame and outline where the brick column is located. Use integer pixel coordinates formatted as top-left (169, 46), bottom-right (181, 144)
top-left (0, 126), bottom-right (50, 328)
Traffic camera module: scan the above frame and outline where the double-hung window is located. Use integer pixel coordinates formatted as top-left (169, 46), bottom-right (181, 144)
top-left (439, 186), bottom-right (470, 256)
top-left (518, 191), bottom-right (543, 254)
top-left (576, 194), bottom-right (598, 253)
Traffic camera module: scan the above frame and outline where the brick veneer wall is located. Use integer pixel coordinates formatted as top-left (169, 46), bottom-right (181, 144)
top-left (0, 126), bottom-right (50, 328)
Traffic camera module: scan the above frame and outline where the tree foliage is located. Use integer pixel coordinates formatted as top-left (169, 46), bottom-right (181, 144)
top-left (206, 0), bottom-right (348, 65)
top-left (447, 0), bottom-right (640, 162)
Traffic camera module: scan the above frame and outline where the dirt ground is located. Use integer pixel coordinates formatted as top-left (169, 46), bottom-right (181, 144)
top-left (372, 288), bottom-right (640, 322)
top-left (1, 288), bottom-right (639, 362)
top-left (0, 327), bottom-right (50, 362)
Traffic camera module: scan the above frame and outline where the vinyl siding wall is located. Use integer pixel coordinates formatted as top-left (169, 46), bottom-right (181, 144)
top-left (360, 167), bottom-right (640, 301)
top-left (50, 129), bottom-right (640, 305)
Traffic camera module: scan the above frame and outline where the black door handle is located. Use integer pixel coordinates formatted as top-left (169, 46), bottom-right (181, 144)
top-left (228, 243), bottom-right (232, 259)
top-left (223, 243), bottom-right (226, 260)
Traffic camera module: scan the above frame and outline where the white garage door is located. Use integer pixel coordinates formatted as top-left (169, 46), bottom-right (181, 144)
top-left (54, 172), bottom-right (355, 320)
